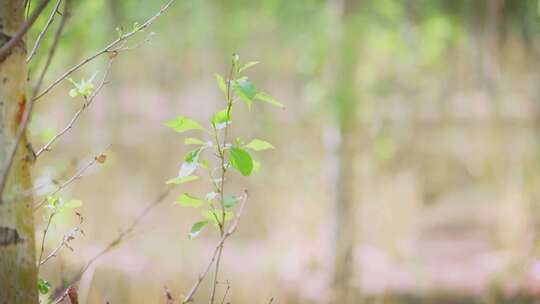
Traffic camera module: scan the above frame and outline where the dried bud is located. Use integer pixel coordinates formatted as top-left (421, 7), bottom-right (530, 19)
top-left (95, 154), bottom-right (107, 164)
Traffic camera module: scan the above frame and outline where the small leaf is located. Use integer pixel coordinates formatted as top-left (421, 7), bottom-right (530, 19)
top-left (215, 73), bottom-right (227, 94)
top-left (211, 109), bottom-right (231, 130)
top-left (202, 209), bottom-right (233, 227)
top-left (239, 61), bottom-right (259, 73)
top-left (184, 147), bottom-right (202, 163)
top-left (164, 116), bottom-right (202, 133)
top-left (38, 278), bottom-right (51, 295)
top-left (224, 196), bottom-right (241, 208)
top-left (229, 147), bottom-right (253, 176)
top-left (178, 161), bottom-right (197, 178)
top-left (245, 139), bottom-right (274, 151)
top-left (95, 154), bottom-right (107, 164)
top-left (189, 220), bottom-right (208, 239)
top-left (255, 92), bottom-right (284, 108)
top-left (185, 137), bottom-right (205, 145)
top-left (199, 159), bottom-right (209, 169)
top-left (253, 160), bottom-right (261, 173)
top-left (166, 175), bottom-right (199, 185)
top-left (175, 193), bottom-right (203, 207)
top-left (63, 200), bottom-right (82, 209)
top-left (233, 77), bottom-right (257, 108)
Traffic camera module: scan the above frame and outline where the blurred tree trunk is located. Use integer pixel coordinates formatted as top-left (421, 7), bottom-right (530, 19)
top-left (328, 0), bottom-right (359, 302)
top-left (0, 1), bottom-right (38, 302)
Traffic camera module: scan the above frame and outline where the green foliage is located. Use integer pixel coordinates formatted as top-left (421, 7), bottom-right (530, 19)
top-left (46, 196), bottom-right (83, 215)
top-left (189, 220), bottom-right (208, 239)
top-left (176, 193), bottom-right (203, 207)
top-left (165, 116), bottom-right (203, 133)
top-left (164, 54), bottom-right (281, 236)
top-left (229, 147), bottom-right (253, 176)
top-left (245, 139), bottom-right (274, 151)
top-left (67, 72), bottom-right (97, 98)
top-left (37, 278), bottom-right (51, 295)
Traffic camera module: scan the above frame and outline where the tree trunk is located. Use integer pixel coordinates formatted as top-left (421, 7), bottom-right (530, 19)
top-left (328, 0), bottom-right (359, 303)
top-left (0, 1), bottom-right (38, 303)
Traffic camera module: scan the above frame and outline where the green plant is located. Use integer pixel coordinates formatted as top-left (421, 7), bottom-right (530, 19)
top-left (164, 54), bottom-right (282, 303)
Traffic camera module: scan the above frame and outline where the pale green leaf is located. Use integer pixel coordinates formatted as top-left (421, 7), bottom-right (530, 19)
top-left (224, 196), bottom-right (241, 208)
top-left (188, 220), bottom-right (208, 239)
top-left (229, 147), bottom-right (253, 176)
top-left (239, 61), bottom-right (259, 73)
top-left (185, 137), bottom-right (205, 145)
top-left (166, 175), bottom-right (199, 185)
top-left (255, 92), bottom-right (284, 108)
top-left (175, 193), bottom-right (203, 207)
top-left (245, 139), bottom-right (274, 151)
top-left (215, 73), bottom-right (227, 94)
top-left (164, 116), bottom-right (202, 133)
top-left (233, 77), bottom-right (257, 108)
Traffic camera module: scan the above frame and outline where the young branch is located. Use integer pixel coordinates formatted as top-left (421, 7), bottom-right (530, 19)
top-left (38, 212), bottom-right (83, 268)
top-left (50, 187), bottom-right (173, 303)
top-left (33, 0), bottom-right (176, 102)
top-left (33, 147), bottom-right (109, 211)
top-left (0, 0), bottom-right (51, 61)
top-left (26, 0), bottom-right (63, 62)
top-left (35, 58), bottom-right (114, 158)
top-left (182, 190), bottom-right (248, 304)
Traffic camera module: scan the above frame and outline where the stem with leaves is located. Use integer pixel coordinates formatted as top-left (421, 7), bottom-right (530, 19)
top-left (164, 54), bottom-right (283, 303)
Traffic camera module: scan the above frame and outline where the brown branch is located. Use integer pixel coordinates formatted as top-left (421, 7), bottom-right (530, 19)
top-left (33, 147), bottom-right (109, 211)
top-left (33, 0), bottom-right (176, 102)
top-left (0, 0), bottom-right (51, 61)
top-left (38, 212), bottom-right (83, 268)
top-left (26, 0), bottom-right (63, 62)
top-left (182, 190), bottom-right (249, 304)
top-left (35, 58), bottom-right (114, 158)
top-left (50, 187), bottom-right (173, 303)
top-left (0, 0), bottom-right (69, 203)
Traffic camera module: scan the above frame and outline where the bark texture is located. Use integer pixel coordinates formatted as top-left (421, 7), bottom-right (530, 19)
top-left (0, 1), bottom-right (38, 303)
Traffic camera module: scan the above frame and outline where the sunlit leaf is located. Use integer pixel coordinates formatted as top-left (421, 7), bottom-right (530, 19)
top-left (239, 61), bottom-right (259, 73)
top-left (63, 200), bottom-right (82, 209)
top-left (202, 209), bottom-right (233, 227)
top-left (245, 139), bottom-right (274, 151)
top-left (185, 137), bottom-right (205, 145)
top-left (215, 73), bottom-right (227, 94)
top-left (166, 175), bottom-right (199, 185)
top-left (189, 220), bottom-right (208, 239)
top-left (38, 278), bottom-right (51, 295)
top-left (175, 193), bottom-right (203, 207)
top-left (255, 92), bottom-right (284, 108)
top-left (211, 109), bottom-right (231, 130)
top-left (164, 116), bottom-right (202, 133)
top-left (233, 77), bottom-right (256, 108)
top-left (229, 147), bottom-right (253, 176)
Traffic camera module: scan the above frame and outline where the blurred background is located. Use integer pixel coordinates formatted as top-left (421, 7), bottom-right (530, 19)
top-left (28, 0), bottom-right (540, 303)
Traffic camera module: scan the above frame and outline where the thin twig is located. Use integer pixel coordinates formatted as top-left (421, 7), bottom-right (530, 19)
top-left (35, 58), bottom-right (114, 158)
top-left (50, 187), bottom-right (173, 303)
top-left (33, 147), bottom-right (109, 211)
top-left (0, 0), bottom-right (69, 203)
top-left (26, 0), bottom-right (63, 62)
top-left (37, 211), bottom-right (55, 269)
top-left (0, 0), bottom-right (51, 61)
top-left (219, 281), bottom-right (231, 304)
top-left (182, 190), bottom-right (249, 304)
top-left (38, 212), bottom-right (84, 268)
top-left (33, 0), bottom-right (176, 102)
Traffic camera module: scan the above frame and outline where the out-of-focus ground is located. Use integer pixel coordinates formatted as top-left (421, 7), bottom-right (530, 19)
top-left (30, 1), bottom-right (540, 303)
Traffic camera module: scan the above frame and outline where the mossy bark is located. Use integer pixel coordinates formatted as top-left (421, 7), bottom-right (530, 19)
top-left (0, 1), bottom-right (38, 303)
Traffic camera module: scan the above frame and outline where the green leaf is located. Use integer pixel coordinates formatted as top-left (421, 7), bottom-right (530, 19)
top-left (215, 73), bottom-right (227, 94)
top-left (253, 160), bottom-right (261, 173)
top-left (233, 77), bottom-right (257, 108)
top-left (164, 116), bottom-right (202, 133)
top-left (184, 147), bottom-right (202, 163)
top-left (38, 278), bottom-right (51, 295)
top-left (200, 159), bottom-right (209, 169)
top-left (255, 92), bottom-right (284, 108)
top-left (202, 209), bottom-right (233, 227)
top-left (211, 109), bottom-right (231, 130)
top-left (224, 196), bottom-right (241, 208)
top-left (189, 220), bottom-right (208, 239)
top-left (239, 61), bottom-right (259, 73)
top-left (63, 200), bottom-right (82, 209)
top-left (229, 147), bottom-right (253, 176)
top-left (245, 139), bottom-right (274, 151)
top-left (185, 137), bottom-right (205, 145)
top-left (175, 193), bottom-right (203, 207)
top-left (166, 175), bottom-right (199, 185)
